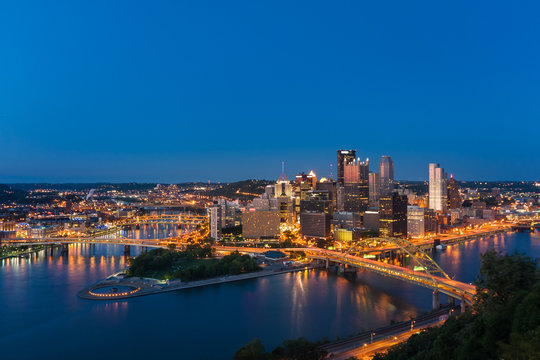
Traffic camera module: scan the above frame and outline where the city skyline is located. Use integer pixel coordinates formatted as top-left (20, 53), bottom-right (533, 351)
top-left (1, 1), bottom-right (539, 183)
top-left (2, 2), bottom-right (540, 360)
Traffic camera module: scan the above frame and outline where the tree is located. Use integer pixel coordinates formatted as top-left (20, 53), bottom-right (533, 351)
top-left (275, 338), bottom-right (327, 360)
top-left (373, 251), bottom-right (540, 360)
top-left (474, 250), bottom-right (538, 310)
top-left (234, 338), bottom-right (267, 360)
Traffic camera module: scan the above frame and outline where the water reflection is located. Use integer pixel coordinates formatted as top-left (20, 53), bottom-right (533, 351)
top-left (0, 231), bottom-right (538, 360)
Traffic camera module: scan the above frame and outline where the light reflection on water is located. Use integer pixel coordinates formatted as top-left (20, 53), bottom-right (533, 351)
top-left (0, 230), bottom-right (538, 360)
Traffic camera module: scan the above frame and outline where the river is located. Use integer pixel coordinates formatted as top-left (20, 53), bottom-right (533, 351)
top-left (0, 229), bottom-right (538, 360)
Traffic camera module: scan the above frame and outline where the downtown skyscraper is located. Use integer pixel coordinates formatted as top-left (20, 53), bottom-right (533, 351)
top-left (337, 150), bottom-right (356, 184)
top-left (379, 155), bottom-right (394, 196)
top-left (429, 163), bottom-right (448, 212)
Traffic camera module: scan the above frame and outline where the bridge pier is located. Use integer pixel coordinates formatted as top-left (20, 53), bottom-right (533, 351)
top-left (325, 257), bottom-right (329, 270)
top-left (461, 295), bottom-right (467, 313)
top-left (141, 246), bottom-right (148, 253)
top-left (432, 289), bottom-right (440, 310)
top-left (123, 245), bottom-right (131, 256)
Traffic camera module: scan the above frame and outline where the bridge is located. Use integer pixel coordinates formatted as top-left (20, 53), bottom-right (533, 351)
top-left (118, 213), bottom-right (207, 226)
top-left (4, 235), bottom-right (475, 308)
top-left (216, 238), bottom-right (477, 310)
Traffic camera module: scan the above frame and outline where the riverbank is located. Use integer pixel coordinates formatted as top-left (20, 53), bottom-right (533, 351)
top-left (78, 262), bottom-right (323, 300)
top-left (407, 227), bottom-right (511, 253)
top-left (0, 244), bottom-right (53, 260)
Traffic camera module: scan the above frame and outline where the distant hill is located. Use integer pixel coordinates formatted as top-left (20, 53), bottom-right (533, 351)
top-left (0, 184), bottom-right (28, 203)
top-left (9, 183), bottom-right (159, 192)
top-left (200, 179), bottom-right (273, 199)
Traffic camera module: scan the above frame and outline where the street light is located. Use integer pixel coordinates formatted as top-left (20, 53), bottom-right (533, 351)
top-left (371, 332), bottom-right (376, 344)
top-left (411, 320), bottom-right (416, 332)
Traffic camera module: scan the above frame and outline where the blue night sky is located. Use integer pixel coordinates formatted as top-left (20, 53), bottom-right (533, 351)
top-left (1, 1), bottom-right (539, 183)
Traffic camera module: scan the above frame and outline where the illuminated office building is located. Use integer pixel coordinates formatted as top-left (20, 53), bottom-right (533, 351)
top-left (369, 172), bottom-right (380, 205)
top-left (337, 150), bottom-right (356, 184)
top-left (447, 175), bottom-right (461, 209)
top-left (300, 190), bottom-right (333, 214)
top-left (242, 210), bottom-right (281, 239)
top-left (379, 155), bottom-right (394, 196)
top-left (343, 157), bottom-right (369, 213)
top-left (379, 193), bottom-right (407, 237)
top-left (429, 163), bottom-right (447, 212)
top-left (300, 212), bottom-right (331, 239)
top-left (407, 206), bottom-right (425, 238)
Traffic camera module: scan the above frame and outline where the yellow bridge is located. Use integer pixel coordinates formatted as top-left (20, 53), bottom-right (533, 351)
top-left (4, 236), bottom-right (475, 308)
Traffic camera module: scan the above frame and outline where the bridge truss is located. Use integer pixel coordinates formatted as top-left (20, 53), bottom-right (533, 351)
top-left (364, 237), bottom-right (452, 283)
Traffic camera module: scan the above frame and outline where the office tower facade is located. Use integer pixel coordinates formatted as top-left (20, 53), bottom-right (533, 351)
top-left (337, 150), bottom-right (356, 184)
top-left (424, 209), bottom-right (438, 234)
top-left (363, 208), bottom-right (380, 231)
top-left (429, 163), bottom-right (448, 212)
top-left (343, 157), bottom-right (369, 213)
top-left (316, 180), bottom-right (338, 212)
top-left (300, 190), bottom-right (333, 214)
top-left (379, 193), bottom-right (407, 237)
top-left (294, 172), bottom-right (316, 216)
top-left (332, 211), bottom-right (363, 229)
top-left (300, 212), bottom-right (332, 239)
top-left (369, 172), bottom-right (380, 205)
top-left (242, 210), bottom-right (281, 239)
top-left (407, 206), bottom-right (425, 238)
top-left (379, 155), bottom-right (394, 196)
top-left (447, 175), bottom-right (461, 209)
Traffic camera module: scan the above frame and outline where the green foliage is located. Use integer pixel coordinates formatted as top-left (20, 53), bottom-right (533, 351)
top-left (235, 337), bottom-right (327, 360)
top-left (127, 246), bottom-right (260, 282)
top-left (174, 251), bottom-right (261, 281)
top-left (374, 250), bottom-right (540, 360)
top-left (234, 339), bottom-right (267, 360)
top-left (275, 337), bottom-right (328, 360)
top-left (127, 248), bottom-right (183, 277)
top-left (474, 250), bottom-right (538, 310)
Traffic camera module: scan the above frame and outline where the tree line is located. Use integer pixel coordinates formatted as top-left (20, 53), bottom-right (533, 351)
top-left (127, 245), bottom-right (261, 282)
top-left (373, 250), bottom-right (540, 360)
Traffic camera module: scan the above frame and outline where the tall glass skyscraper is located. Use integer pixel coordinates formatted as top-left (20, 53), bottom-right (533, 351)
top-left (343, 157), bottom-right (369, 213)
top-left (337, 150), bottom-right (356, 184)
top-left (429, 163), bottom-right (448, 212)
top-left (379, 155), bottom-right (394, 196)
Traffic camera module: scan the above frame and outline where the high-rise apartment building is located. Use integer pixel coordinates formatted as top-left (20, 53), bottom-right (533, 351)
top-left (379, 155), bottom-right (394, 196)
top-left (429, 163), bottom-right (448, 212)
top-left (337, 150), bottom-right (356, 184)
top-left (208, 204), bottom-right (223, 240)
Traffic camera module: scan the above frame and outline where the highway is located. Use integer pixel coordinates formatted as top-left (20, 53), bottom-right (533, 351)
top-left (321, 306), bottom-right (458, 359)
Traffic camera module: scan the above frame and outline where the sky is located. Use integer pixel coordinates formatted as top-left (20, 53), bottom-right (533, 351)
top-left (1, 1), bottom-right (539, 183)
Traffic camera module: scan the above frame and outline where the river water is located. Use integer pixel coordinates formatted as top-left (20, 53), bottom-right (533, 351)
top-left (0, 229), bottom-right (538, 360)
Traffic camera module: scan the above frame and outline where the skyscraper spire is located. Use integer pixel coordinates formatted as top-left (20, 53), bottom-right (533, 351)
top-left (278, 161), bottom-right (288, 182)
